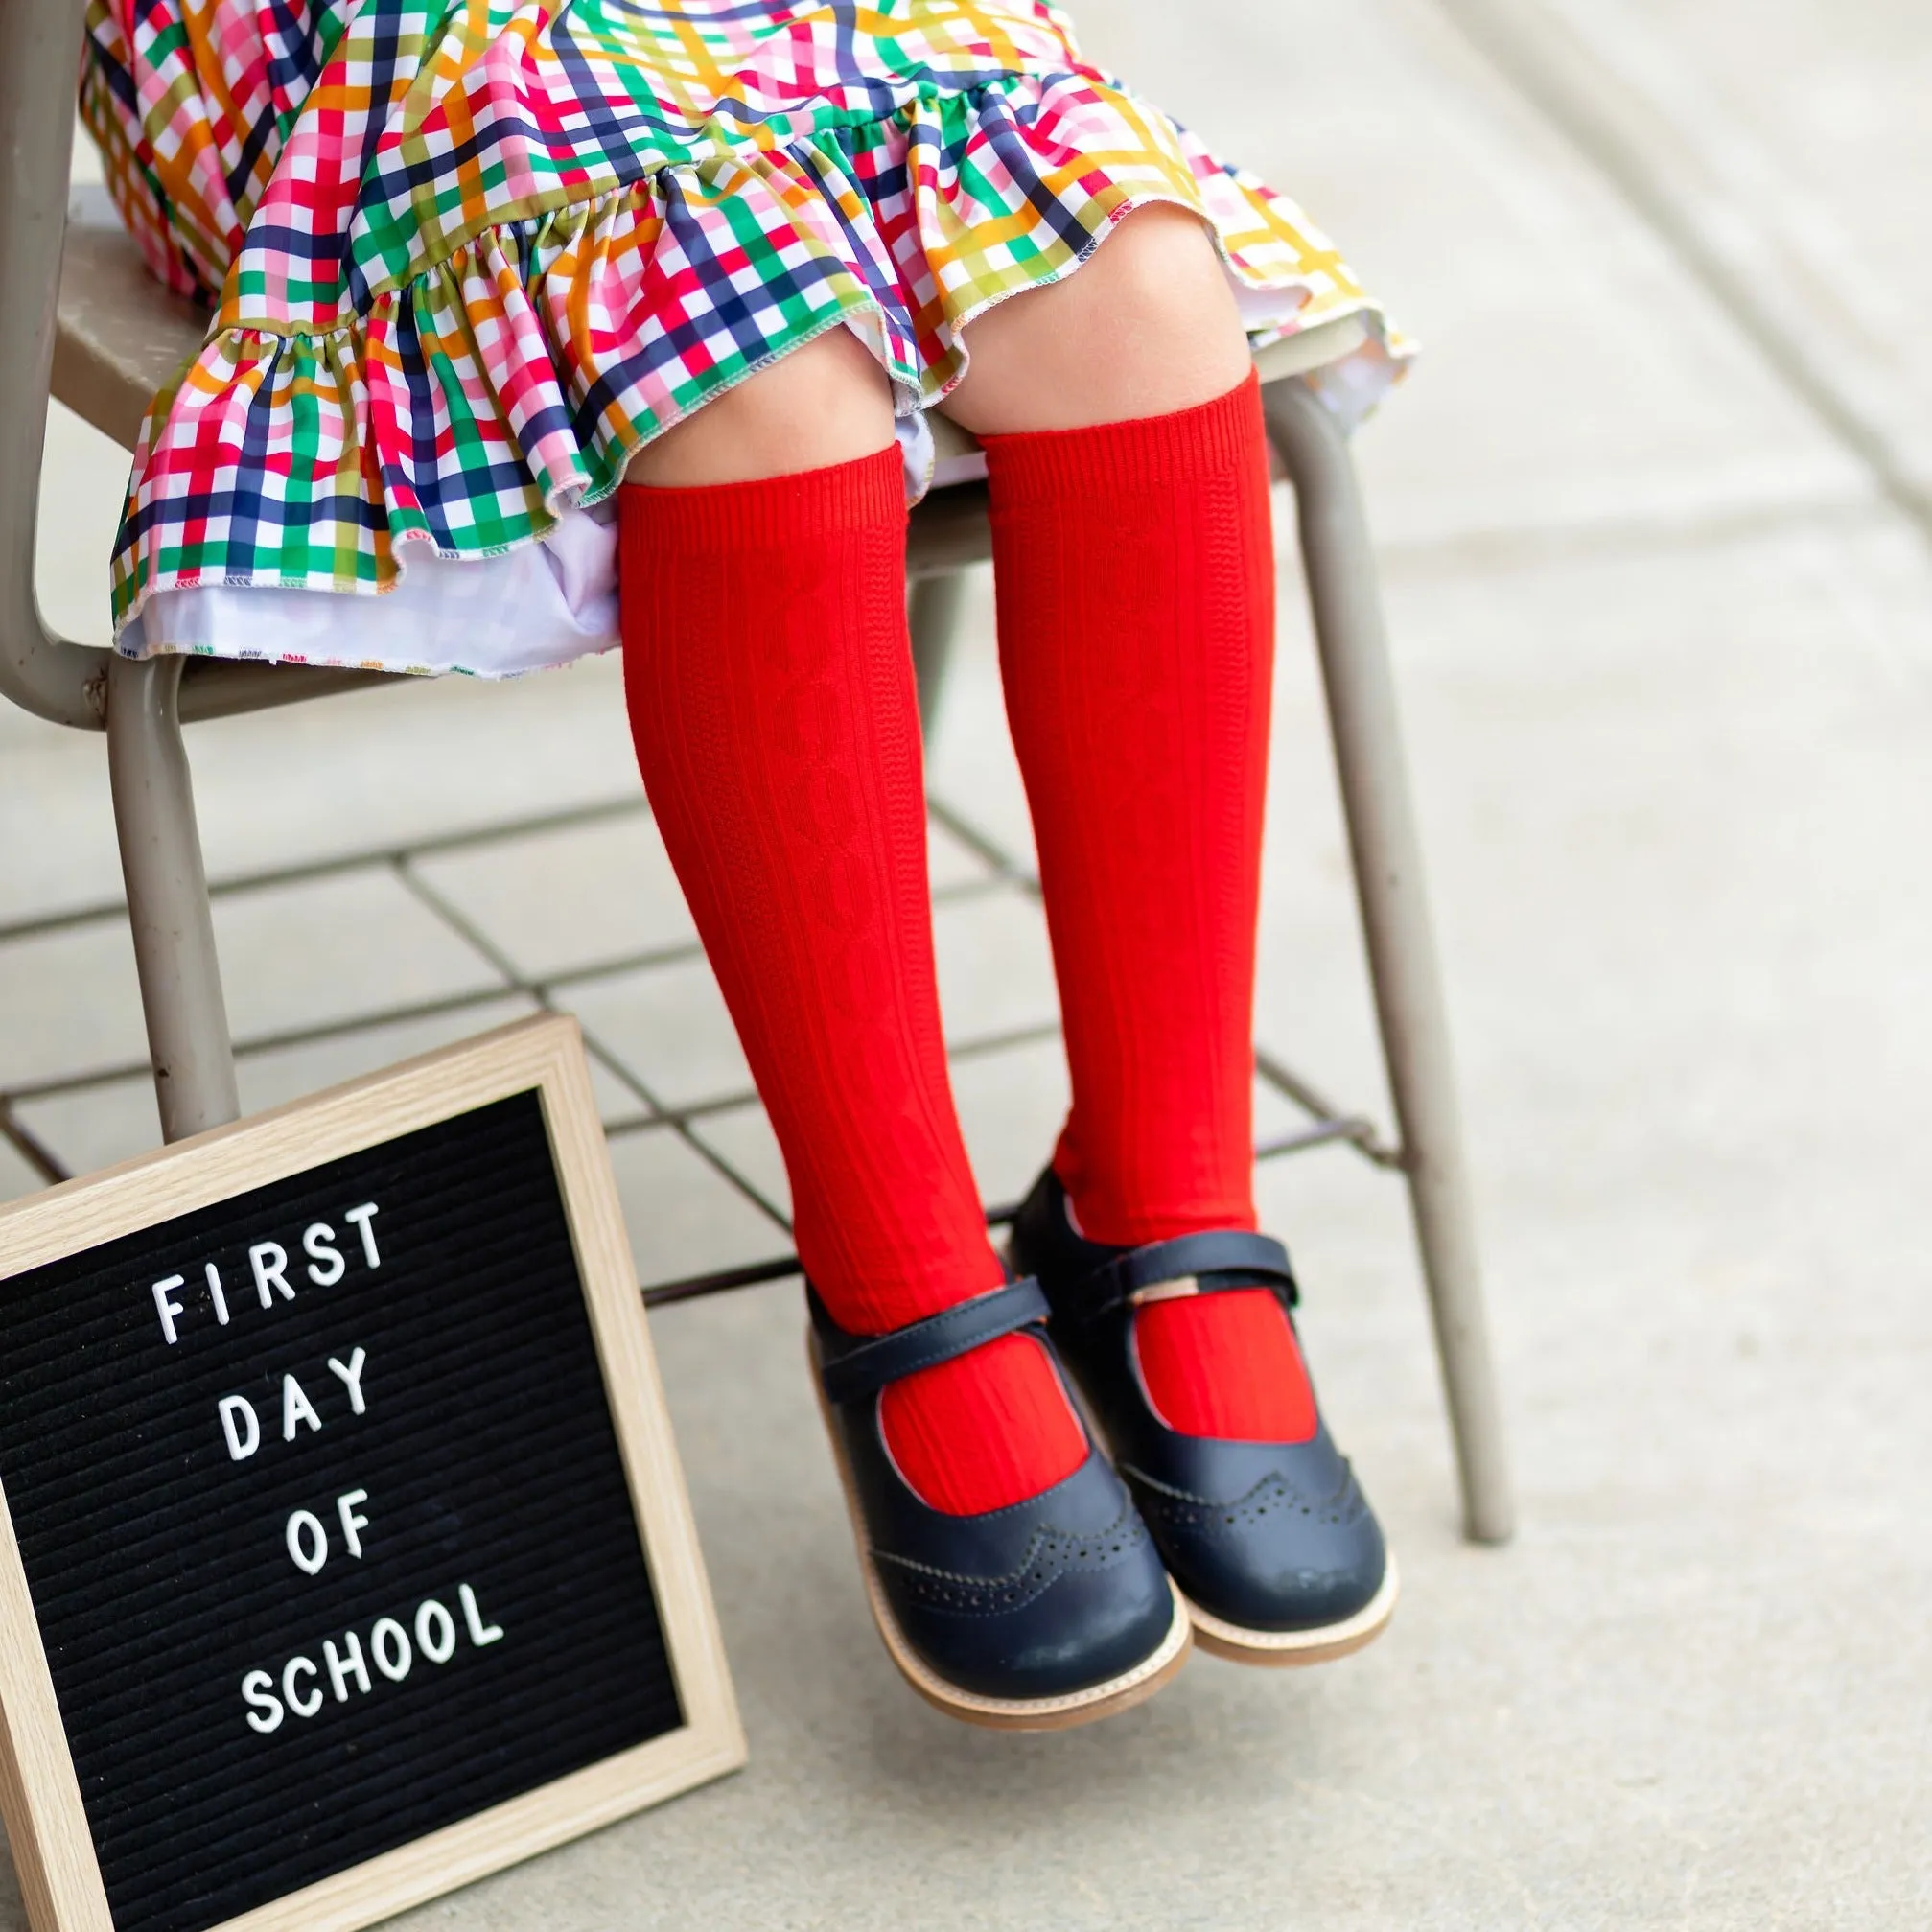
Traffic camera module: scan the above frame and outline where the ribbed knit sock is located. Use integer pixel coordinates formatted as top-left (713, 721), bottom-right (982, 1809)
top-left (982, 374), bottom-right (1315, 1444)
top-left (620, 448), bottom-right (1085, 1512)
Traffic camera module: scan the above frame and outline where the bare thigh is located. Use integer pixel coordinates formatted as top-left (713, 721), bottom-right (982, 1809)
top-left (938, 202), bottom-right (1253, 437)
top-left (624, 323), bottom-right (896, 489)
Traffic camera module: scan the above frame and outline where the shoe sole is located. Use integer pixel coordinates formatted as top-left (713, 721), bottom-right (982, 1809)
top-left (808, 1331), bottom-right (1193, 1732)
top-left (1184, 1552), bottom-right (1400, 1666)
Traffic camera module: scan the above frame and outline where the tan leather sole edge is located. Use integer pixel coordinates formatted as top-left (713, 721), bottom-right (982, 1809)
top-left (1186, 1552), bottom-right (1400, 1667)
top-left (809, 1333), bottom-right (1194, 1732)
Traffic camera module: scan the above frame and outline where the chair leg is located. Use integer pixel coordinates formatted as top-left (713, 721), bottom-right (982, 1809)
top-left (1263, 379), bottom-right (1515, 1546)
top-left (908, 570), bottom-right (966, 737)
top-left (106, 653), bottom-right (241, 1143)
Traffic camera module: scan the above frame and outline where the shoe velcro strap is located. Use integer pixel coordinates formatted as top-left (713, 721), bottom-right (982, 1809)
top-left (1062, 1231), bottom-right (1297, 1325)
top-left (818, 1278), bottom-right (1052, 1408)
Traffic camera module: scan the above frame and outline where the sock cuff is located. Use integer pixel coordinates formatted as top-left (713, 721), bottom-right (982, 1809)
top-left (619, 442), bottom-right (905, 553)
top-left (977, 368), bottom-right (1264, 504)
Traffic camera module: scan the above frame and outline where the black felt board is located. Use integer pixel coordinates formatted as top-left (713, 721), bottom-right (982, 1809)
top-left (0, 1090), bottom-right (682, 1932)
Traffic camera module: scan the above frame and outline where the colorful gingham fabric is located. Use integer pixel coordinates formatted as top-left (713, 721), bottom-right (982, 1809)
top-left (82, 0), bottom-right (1407, 674)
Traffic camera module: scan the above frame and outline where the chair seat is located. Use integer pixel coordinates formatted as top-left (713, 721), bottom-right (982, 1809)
top-left (56, 188), bottom-right (207, 453)
top-left (51, 186), bottom-right (1370, 581)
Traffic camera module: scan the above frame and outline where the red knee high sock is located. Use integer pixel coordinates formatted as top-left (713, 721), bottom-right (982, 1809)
top-left (620, 449), bottom-right (1085, 1513)
top-left (982, 374), bottom-right (1315, 1445)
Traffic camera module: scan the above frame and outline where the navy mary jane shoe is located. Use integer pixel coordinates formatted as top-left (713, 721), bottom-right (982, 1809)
top-left (1009, 1170), bottom-right (1397, 1666)
top-left (809, 1277), bottom-right (1191, 1729)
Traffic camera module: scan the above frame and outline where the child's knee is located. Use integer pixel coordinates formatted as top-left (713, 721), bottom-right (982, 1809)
top-left (625, 324), bottom-right (896, 489)
top-left (942, 202), bottom-right (1251, 434)
top-left (1092, 206), bottom-right (1252, 384)
top-left (1093, 202), bottom-right (1245, 325)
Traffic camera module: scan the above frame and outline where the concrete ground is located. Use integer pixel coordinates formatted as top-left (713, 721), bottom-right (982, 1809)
top-left (4, 1), bottom-right (1930, 1925)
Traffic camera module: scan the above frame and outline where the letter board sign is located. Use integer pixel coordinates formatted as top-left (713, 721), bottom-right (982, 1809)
top-left (0, 1016), bottom-right (742, 1932)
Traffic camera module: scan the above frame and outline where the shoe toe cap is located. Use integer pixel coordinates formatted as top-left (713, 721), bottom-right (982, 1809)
top-left (877, 1513), bottom-right (1177, 1702)
top-left (1137, 1460), bottom-right (1388, 1634)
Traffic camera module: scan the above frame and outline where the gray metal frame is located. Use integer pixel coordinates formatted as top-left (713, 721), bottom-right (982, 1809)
top-left (105, 654), bottom-right (239, 1141)
top-left (1263, 383), bottom-right (1513, 1543)
top-left (1, 0), bottom-right (1512, 1542)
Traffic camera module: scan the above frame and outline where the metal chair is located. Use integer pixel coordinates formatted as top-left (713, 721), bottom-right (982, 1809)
top-left (0, 0), bottom-right (1513, 1542)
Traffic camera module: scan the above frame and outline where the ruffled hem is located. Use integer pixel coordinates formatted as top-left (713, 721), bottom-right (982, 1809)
top-left (111, 67), bottom-right (1411, 672)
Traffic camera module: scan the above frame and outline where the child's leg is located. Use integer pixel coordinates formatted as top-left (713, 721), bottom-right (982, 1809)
top-left (620, 330), bottom-right (1084, 1513)
top-left (941, 206), bottom-right (1314, 1443)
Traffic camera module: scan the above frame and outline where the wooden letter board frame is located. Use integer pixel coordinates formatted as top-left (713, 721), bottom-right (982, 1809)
top-left (0, 1014), bottom-right (745, 1932)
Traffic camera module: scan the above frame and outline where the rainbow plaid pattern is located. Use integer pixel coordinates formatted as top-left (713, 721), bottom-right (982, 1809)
top-left (83, 1), bottom-right (1401, 652)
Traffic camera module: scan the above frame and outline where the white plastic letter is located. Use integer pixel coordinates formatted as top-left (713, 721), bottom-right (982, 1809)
top-left (204, 1261), bottom-right (230, 1325)
top-left (286, 1509), bottom-right (328, 1575)
top-left (415, 1598), bottom-right (456, 1664)
top-left (371, 1618), bottom-right (412, 1683)
top-left (459, 1583), bottom-right (505, 1647)
top-left (323, 1631), bottom-right (371, 1702)
top-left (219, 1395), bottom-right (261, 1462)
top-left (326, 1348), bottom-right (367, 1416)
top-left (336, 1489), bottom-right (370, 1559)
top-left (250, 1242), bottom-right (294, 1307)
top-left (242, 1669), bottom-right (284, 1734)
top-left (342, 1202), bottom-right (381, 1269)
top-left (282, 1656), bottom-right (322, 1719)
top-left (282, 1374), bottom-right (322, 1441)
top-left (151, 1275), bottom-right (186, 1345)
top-left (302, 1222), bottom-right (346, 1287)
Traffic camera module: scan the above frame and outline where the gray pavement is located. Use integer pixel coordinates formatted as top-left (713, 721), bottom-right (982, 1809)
top-left (4, 1), bottom-right (1930, 1925)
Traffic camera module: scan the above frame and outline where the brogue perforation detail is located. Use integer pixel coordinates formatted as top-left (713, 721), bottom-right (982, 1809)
top-left (873, 1505), bottom-right (1150, 1617)
top-left (1124, 1465), bottom-right (1369, 1540)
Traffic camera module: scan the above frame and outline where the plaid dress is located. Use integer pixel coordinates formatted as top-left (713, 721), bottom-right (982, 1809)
top-left (83, 0), bottom-right (1406, 676)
